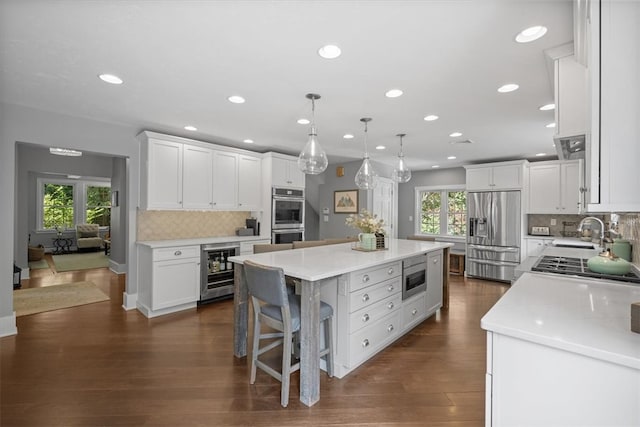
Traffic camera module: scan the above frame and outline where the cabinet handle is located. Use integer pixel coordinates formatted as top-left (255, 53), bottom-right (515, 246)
top-left (174, 250), bottom-right (182, 256)
top-left (362, 294), bottom-right (370, 302)
top-left (387, 302), bottom-right (394, 310)
top-left (388, 267), bottom-right (394, 275)
top-left (387, 285), bottom-right (394, 292)
top-left (362, 313), bottom-right (370, 322)
top-left (387, 324), bottom-right (394, 333)
top-left (412, 308), bottom-right (418, 316)
top-left (362, 274), bottom-right (370, 282)
top-left (362, 339), bottom-right (370, 348)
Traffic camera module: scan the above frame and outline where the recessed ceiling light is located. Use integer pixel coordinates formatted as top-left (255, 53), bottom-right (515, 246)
top-left (385, 89), bottom-right (403, 98)
top-left (447, 156), bottom-right (457, 160)
top-left (50, 147), bottom-right (82, 157)
top-left (546, 122), bottom-right (556, 128)
top-left (432, 165), bottom-right (440, 168)
top-left (535, 152), bottom-right (547, 157)
top-left (424, 115), bottom-right (439, 121)
top-left (318, 44), bottom-right (341, 59)
top-left (343, 134), bottom-right (354, 139)
top-left (98, 73), bottom-right (123, 85)
top-left (539, 103), bottom-right (555, 111)
top-left (297, 118), bottom-right (310, 125)
top-left (498, 83), bottom-right (519, 93)
top-left (375, 145), bottom-right (386, 150)
top-left (184, 125), bottom-right (197, 131)
top-left (449, 132), bottom-right (463, 137)
top-left (228, 95), bottom-right (245, 104)
top-left (243, 139), bottom-right (254, 144)
top-left (515, 25), bottom-right (548, 43)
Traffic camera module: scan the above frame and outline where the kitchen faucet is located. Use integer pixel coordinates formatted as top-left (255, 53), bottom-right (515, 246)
top-left (577, 217), bottom-right (605, 249)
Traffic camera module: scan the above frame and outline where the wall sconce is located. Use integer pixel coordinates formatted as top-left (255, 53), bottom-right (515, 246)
top-left (336, 166), bottom-right (345, 177)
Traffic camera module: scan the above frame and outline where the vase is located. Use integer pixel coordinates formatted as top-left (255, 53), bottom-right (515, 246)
top-left (358, 233), bottom-right (376, 250)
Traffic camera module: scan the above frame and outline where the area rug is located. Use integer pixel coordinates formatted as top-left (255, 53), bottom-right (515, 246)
top-left (52, 252), bottom-right (109, 272)
top-left (28, 259), bottom-right (50, 270)
top-left (13, 281), bottom-right (110, 317)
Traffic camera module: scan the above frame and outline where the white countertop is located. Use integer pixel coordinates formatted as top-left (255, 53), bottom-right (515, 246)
top-left (481, 272), bottom-right (640, 370)
top-left (229, 238), bottom-right (453, 282)
top-left (137, 235), bottom-right (270, 248)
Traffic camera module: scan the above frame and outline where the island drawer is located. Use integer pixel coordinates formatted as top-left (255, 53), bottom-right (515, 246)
top-left (350, 261), bottom-right (402, 292)
top-left (402, 292), bottom-right (427, 330)
top-left (153, 245), bottom-right (199, 262)
top-left (349, 277), bottom-right (401, 313)
top-left (349, 293), bottom-right (402, 333)
top-left (349, 310), bottom-right (402, 364)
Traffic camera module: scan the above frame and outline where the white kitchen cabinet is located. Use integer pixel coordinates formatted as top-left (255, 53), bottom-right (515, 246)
top-left (334, 261), bottom-right (402, 378)
top-left (587, 0), bottom-right (640, 212)
top-left (143, 138), bottom-right (183, 209)
top-left (425, 250), bottom-right (443, 314)
top-left (238, 154), bottom-right (262, 211)
top-left (182, 145), bottom-right (214, 209)
top-left (524, 237), bottom-right (553, 258)
top-left (528, 160), bottom-right (582, 214)
top-left (272, 155), bottom-right (305, 188)
top-left (212, 150), bottom-right (238, 209)
top-left (137, 245), bottom-right (200, 318)
top-left (465, 161), bottom-right (527, 191)
top-left (554, 55), bottom-right (588, 138)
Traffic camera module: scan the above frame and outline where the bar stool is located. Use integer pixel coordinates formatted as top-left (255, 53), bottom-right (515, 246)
top-left (243, 260), bottom-right (334, 407)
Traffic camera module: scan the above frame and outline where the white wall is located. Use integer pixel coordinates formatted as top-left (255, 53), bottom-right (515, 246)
top-left (0, 102), bottom-right (140, 337)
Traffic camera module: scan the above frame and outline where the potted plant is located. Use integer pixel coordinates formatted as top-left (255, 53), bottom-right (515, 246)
top-left (345, 209), bottom-right (386, 250)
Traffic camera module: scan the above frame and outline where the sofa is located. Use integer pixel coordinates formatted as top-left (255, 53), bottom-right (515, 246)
top-left (76, 224), bottom-right (103, 252)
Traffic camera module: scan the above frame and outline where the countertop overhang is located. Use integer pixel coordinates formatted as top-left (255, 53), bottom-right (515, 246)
top-left (137, 235), bottom-right (269, 248)
top-left (229, 238), bottom-right (453, 282)
top-left (481, 272), bottom-right (640, 370)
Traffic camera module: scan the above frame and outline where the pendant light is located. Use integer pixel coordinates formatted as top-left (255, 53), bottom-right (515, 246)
top-left (355, 117), bottom-right (378, 190)
top-left (298, 93), bottom-right (328, 174)
top-left (391, 133), bottom-right (412, 183)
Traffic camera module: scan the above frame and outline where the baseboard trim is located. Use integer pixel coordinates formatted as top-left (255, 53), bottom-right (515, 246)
top-left (122, 292), bottom-right (137, 310)
top-left (108, 259), bottom-right (126, 275)
top-left (0, 312), bottom-right (18, 337)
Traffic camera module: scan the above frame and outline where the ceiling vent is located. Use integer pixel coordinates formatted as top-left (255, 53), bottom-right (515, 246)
top-left (449, 139), bottom-right (474, 145)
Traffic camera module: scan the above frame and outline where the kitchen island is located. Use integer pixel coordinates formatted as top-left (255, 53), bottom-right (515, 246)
top-left (230, 238), bottom-right (453, 407)
top-left (481, 272), bottom-right (640, 426)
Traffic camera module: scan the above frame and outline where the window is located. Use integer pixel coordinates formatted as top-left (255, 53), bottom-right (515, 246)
top-left (415, 186), bottom-right (466, 238)
top-left (43, 183), bottom-right (75, 229)
top-left (37, 178), bottom-right (111, 231)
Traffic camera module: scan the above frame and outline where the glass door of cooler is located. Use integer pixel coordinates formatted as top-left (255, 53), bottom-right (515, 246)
top-left (200, 246), bottom-right (238, 301)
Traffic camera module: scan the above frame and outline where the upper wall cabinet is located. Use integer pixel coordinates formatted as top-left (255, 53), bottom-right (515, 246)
top-left (139, 131), bottom-right (262, 211)
top-left (554, 54), bottom-right (588, 138)
top-left (528, 160), bottom-right (582, 214)
top-left (464, 161), bottom-right (528, 191)
top-left (268, 153), bottom-right (305, 189)
top-left (587, 0), bottom-right (640, 212)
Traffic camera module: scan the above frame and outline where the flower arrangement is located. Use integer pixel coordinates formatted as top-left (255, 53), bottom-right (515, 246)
top-left (345, 209), bottom-right (386, 235)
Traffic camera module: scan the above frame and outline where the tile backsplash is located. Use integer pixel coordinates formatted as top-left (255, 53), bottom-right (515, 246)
top-left (137, 210), bottom-right (252, 241)
top-left (527, 214), bottom-right (600, 237)
top-left (618, 213), bottom-right (640, 266)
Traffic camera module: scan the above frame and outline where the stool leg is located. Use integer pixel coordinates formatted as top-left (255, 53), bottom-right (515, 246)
top-left (281, 327), bottom-right (292, 407)
top-left (324, 315), bottom-right (334, 378)
top-left (250, 308), bottom-right (260, 385)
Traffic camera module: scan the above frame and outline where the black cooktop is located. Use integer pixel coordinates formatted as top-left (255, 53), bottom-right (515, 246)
top-left (532, 256), bottom-right (640, 284)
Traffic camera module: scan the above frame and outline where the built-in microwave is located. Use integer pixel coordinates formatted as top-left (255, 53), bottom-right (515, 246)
top-left (272, 187), bottom-right (305, 230)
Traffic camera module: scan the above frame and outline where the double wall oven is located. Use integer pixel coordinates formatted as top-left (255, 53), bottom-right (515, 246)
top-left (272, 187), bottom-right (305, 244)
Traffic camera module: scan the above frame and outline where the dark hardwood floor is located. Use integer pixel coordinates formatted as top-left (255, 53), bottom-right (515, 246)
top-left (2, 259), bottom-right (508, 426)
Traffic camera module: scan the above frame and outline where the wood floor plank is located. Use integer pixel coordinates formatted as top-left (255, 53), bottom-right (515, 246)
top-left (2, 258), bottom-right (508, 426)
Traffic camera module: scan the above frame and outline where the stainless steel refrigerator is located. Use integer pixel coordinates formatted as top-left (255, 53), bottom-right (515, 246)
top-left (466, 191), bottom-right (521, 282)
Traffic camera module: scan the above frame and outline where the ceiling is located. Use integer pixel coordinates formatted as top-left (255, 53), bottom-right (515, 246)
top-left (0, 0), bottom-right (574, 171)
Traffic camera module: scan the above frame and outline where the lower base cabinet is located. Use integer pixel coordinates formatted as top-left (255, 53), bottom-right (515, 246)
top-left (137, 245), bottom-right (200, 318)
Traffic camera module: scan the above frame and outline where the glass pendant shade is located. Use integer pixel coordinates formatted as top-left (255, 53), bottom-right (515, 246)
top-left (355, 156), bottom-right (378, 189)
top-left (355, 117), bottom-right (378, 190)
top-left (392, 133), bottom-right (412, 183)
top-left (298, 93), bottom-right (328, 175)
